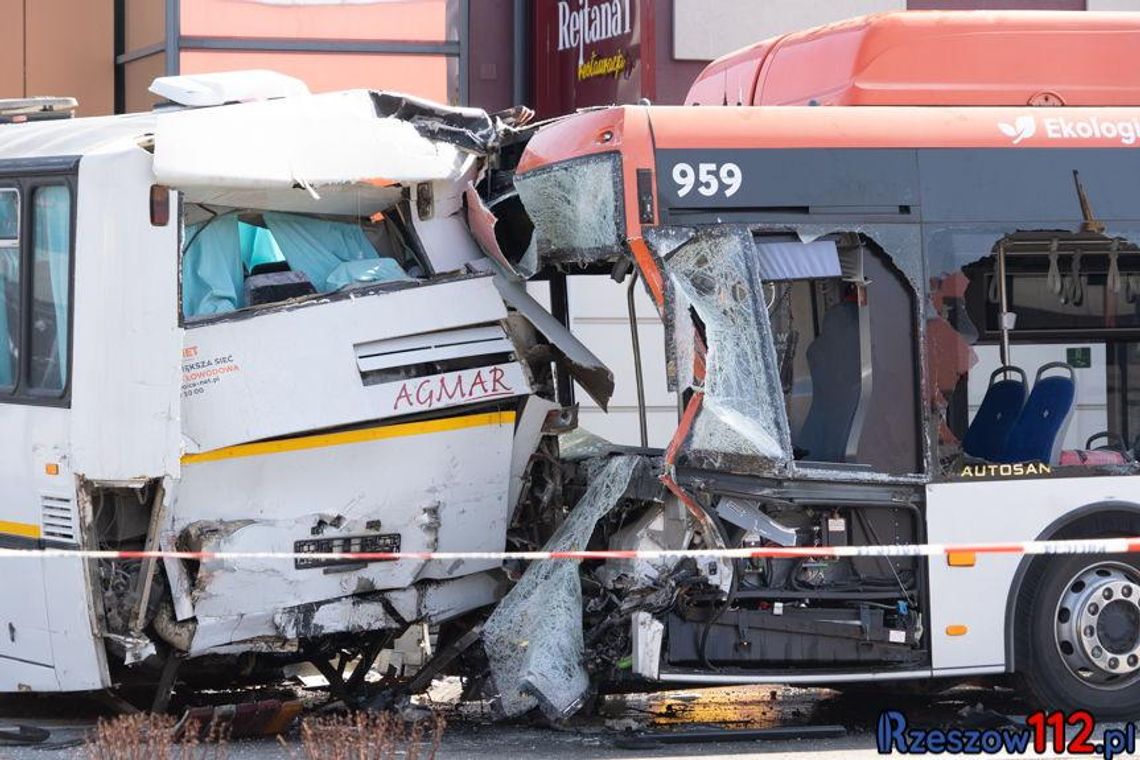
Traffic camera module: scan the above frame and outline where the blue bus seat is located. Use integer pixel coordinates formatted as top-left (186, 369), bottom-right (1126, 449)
top-left (962, 365), bottom-right (1027, 462)
top-left (795, 301), bottom-right (864, 463)
top-left (1001, 362), bottom-right (1077, 465)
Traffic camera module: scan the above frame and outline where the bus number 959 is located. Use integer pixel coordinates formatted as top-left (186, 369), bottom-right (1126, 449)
top-left (671, 161), bottom-right (743, 198)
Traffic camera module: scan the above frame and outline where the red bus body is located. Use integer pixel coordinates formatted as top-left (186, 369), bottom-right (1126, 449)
top-left (685, 11), bottom-right (1140, 107)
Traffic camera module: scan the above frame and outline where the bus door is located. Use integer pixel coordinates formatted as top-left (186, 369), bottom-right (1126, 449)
top-left (0, 179), bottom-right (75, 688)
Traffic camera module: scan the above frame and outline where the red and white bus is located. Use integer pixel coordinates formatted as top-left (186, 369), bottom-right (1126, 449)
top-left (508, 11), bottom-right (1140, 717)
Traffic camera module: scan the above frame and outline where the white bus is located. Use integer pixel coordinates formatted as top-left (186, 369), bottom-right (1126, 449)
top-left (0, 72), bottom-right (610, 706)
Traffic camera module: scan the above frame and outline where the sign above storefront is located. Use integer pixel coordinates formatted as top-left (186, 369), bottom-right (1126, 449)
top-left (534, 0), bottom-right (653, 118)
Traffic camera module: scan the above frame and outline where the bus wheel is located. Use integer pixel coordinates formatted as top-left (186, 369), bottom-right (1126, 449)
top-left (1019, 555), bottom-right (1140, 718)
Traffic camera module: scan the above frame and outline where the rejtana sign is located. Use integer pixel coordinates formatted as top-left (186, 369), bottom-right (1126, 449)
top-left (535, 0), bottom-right (646, 117)
top-left (557, 0), bottom-right (633, 81)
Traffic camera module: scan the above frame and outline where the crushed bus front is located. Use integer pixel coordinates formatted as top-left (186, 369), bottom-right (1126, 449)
top-left (0, 75), bottom-right (610, 700)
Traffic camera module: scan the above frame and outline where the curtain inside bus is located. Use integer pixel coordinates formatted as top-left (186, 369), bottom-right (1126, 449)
top-left (183, 214), bottom-right (244, 318)
top-left (182, 211), bottom-right (414, 319)
top-left (262, 212), bottom-right (408, 291)
top-left (31, 186), bottom-right (70, 392)
top-left (0, 247), bottom-right (16, 388)
top-left (238, 220), bottom-right (285, 271)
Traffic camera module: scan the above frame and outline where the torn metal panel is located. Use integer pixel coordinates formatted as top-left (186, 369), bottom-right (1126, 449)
top-left (463, 183), bottom-right (540, 279)
top-left (274, 596), bottom-right (400, 641)
top-left (509, 396), bottom-right (559, 511)
top-left (189, 612), bottom-right (278, 655)
top-left (172, 410), bottom-right (516, 642)
top-left (492, 274), bottom-right (615, 409)
top-left (418, 572), bottom-right (504, 624)
top-left (483, 455), bottom-right (647, 719)
top-left (465, 182), bottom-right (517, 276)
top-left (665, 227), bottom-right (793, 467)
top-left (372, 92), bottom-right (498, 155)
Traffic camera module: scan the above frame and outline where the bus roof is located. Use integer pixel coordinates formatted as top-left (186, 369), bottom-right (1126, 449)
top-left (0, 112), bottom-right (155, 160)
top-left (518, 104), bottom-right (1140, 178)
top-left (686, 11), bottom-right (1140, 107)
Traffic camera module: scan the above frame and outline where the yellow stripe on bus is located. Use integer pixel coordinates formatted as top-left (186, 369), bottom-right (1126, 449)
top-left (181, 410), bottom-right (517, 466)
top-left (0, 520), bottom-right (41, 539)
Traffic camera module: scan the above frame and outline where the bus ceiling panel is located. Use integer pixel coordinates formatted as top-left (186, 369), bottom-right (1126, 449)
top-left (177, 184), bottom-right (405, 218)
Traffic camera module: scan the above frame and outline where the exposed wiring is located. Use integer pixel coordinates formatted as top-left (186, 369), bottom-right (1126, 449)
top-left (699, 512), bottom-right (741, 671)
top-left (853, 509), bottom-right (915, 607)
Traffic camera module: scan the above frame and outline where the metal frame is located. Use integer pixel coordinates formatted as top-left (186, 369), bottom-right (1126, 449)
top-left (165, 0), bottom-right (181, 76)
top-left (512, 0), bottom-right (528, 106)
top-left (115, 42), bottom-right (165, 66)
top-left (0, 158), bottom-right (81, 410)
top-left (177, 37), bottom-right (461, 56)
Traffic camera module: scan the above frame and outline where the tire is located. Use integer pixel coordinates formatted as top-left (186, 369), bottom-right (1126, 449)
top-left (1017, 531), bottom-right (1140, 720)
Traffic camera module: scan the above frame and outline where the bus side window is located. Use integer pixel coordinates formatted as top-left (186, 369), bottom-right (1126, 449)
top-left (0, 188), bottom-right (18, 390)
top-left (28, 186), bottom-right (70, 393)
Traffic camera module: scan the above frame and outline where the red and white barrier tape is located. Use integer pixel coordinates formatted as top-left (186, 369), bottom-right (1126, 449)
top-left (3, 536), bottom-right (1140, 563)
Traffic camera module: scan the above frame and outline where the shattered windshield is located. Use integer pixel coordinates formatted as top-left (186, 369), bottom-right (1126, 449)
top-left (664, 226), bottom-right (793, 467)
top-left (649, 221), bottom-right (925, 481)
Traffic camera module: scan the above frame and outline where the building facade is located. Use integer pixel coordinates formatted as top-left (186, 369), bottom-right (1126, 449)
top-left (2, 1), bottom-right (1136, 115)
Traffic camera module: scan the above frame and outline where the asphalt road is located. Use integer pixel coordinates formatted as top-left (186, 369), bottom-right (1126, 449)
top-left (0, 681), bottom-right (1113, 759)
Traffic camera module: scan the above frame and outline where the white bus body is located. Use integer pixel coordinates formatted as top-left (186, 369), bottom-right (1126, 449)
top-left (0, 76), bottom-right (607, 694)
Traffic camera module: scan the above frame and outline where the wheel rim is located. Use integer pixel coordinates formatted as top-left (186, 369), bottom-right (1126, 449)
top-left (1055, 562), bottom-right (1140, 689)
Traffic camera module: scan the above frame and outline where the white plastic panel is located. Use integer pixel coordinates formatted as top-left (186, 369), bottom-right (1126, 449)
top-left (355, 325), bottom-right (513, 373)
top-left (181, 276), bottom-right (509, 453)
top-left (926, 475), bottom-right (1140, 671)
top-left (71, 148), bottom-right (183, 481)
top-left (174, 413), bottom-right (516, 648)
top-left (153, 90), bottom-right (472, 191)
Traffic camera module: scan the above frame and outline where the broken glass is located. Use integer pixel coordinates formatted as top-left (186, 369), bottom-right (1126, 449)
top-left (514, 154), bottom-right (625, 265)
top-left (665, 226), bottom-right (793, 465)
top-left (644, 226), bottom-right (696, 392)
top-left (482, 455), bottom-right (645, 719)
top-left (924, 221), bottom-right (1140, 477)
